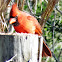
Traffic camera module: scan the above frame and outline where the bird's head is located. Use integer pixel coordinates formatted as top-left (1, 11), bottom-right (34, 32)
top-left (9, 3), bottom-right (19, 26)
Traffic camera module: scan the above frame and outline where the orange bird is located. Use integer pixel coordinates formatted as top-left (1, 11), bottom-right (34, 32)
top-left (9, 3), bottom-right (52, 57)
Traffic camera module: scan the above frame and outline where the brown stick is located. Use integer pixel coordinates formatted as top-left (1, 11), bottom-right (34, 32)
top-left (18, 0), bottom-right (25, 10)
top-left (40, 0), bottom-right (59, 29)
top-left (0, 0), bottom-right (11, 13)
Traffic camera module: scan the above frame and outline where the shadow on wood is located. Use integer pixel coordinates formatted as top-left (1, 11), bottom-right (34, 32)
top-left (0, 33), bottom-right (43, 62)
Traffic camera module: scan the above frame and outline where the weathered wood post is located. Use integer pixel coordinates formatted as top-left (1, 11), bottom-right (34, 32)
top-left (0, 33), bottom-right (43, 62)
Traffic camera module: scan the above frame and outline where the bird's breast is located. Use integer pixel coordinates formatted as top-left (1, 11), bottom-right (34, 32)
top-left (14, 25), bottom-right (27, 33)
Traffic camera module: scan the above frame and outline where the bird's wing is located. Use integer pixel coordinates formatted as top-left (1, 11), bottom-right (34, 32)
top-left (27, 15), bottom-right (42, 35)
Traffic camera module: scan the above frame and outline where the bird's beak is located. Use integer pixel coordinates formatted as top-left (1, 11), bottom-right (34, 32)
top-left (9, 18), bottom-right (16, 24)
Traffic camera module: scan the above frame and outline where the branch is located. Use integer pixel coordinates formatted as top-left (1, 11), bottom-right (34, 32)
top-left (0, 0), bottom-right (11, 12)
top-left (40, 0), bottom-right (59, 30)
top-left (0, 0), bottom-right (11, 32)
top-left (52, 52), bottom-right (58, 62)
top-left (34, 0), bottom-right (37, 14)
top-left (27, 0), bottom-right (35, 17)
top-left (52, 10), bottom-right (56, 51)
top-left (21, 0), bottom-right (25, 10)
top-left (46, 21), bottom-right (62, 31)
top-left (58, 49), bottom-right (62, 62)
top-left (18, 0), bottom-right (25, 10)
top-left (55, 6), bottom-right (62, 15)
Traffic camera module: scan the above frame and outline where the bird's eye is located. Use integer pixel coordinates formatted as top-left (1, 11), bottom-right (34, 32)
top-left (10, 16), bottom-right (18, 22)
top-left (10, 16), bottom-right (14, 18)
top-left (10, 16), bottom-right (18, 19)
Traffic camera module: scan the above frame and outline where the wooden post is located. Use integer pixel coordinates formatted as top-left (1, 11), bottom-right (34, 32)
top-left (39, 36), bottom-right (43, 62)
top-left (0, 33), bottom-right (43, 62)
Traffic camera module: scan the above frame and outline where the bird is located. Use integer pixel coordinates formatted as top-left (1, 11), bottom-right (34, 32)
top-left (9, 3), bottom-right (52, 57)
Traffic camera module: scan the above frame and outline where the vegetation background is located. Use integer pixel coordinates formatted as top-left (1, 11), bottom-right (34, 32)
top-left (0, 0), bottom-right (62, 62)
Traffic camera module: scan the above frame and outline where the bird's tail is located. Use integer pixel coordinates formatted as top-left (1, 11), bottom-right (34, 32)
top-left (35, 29), bottom-right (52, 57)
top-left (42, 41), bottom-right (52, 57)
